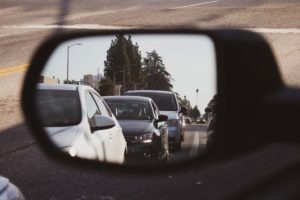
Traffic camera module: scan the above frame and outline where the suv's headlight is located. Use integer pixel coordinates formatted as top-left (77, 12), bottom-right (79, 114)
top-left (168, 119), bottom-right (179, 126)
top-left (62, 146), bottom-right (77, 157)
top-left (134, 133), bottom-right (153, 143)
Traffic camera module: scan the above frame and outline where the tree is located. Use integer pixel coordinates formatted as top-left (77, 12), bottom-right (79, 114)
top-left (176, 92), bottom-right (192, 115)
top-left (206, 94), bottom-right (217, 113)
top-left (104, 34), bottom-right (144, 91)
top-left (143, 50), bottom-right (173, 91)
top-left (98, 77), bottom-right (115, 96)
top-left (191, 106), bottom-right (201, 119)
top-left (205, 94), bottom-right (217, 120)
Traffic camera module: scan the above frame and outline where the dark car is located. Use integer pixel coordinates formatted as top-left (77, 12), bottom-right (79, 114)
top-left (103, 96), bottom-right (169, 162)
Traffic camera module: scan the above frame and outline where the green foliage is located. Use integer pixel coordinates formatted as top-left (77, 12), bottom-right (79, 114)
top-left (205, 94), bottom-right (217, 120)
top-left (99, 77), bottom-right (115, 96)
top-left (191, 106), bottom-right (201, 119)
top-left (104, 35), bottom-right (174, 92)
top-left (176, 92), bottom-right (192, 115)
top-left (104, 34), bottom-right (144, 91)
top-left (143, 50), bottom-right (173, 91)
top-left (206, 94), bottom-right (217, 113)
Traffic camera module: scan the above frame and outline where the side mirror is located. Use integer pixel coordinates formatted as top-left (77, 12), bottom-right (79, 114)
top-left (157, 114), bottom-right (168, 122)
top-left (21, 28), bottom-right (284, 169)
top-left (91, 115), bottom-right (115, 132)
top-left (180, 107), bottom-right (188, 115)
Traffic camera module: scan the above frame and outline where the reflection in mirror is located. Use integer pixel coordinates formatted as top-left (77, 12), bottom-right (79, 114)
top-left (36, 34), bottom-right (217, 166)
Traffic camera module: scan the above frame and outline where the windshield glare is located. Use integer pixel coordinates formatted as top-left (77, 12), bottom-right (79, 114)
top-left (105, 100), bottom-right (153, 120)
top-left (36, 90), bottom-right (81, 127)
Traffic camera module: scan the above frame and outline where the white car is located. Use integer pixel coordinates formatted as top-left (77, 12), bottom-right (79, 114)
top-left (36, 84), bottom-right (127, 164)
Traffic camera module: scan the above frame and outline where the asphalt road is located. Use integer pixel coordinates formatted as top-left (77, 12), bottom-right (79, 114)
top-left (1, 0), bottom-right (300, 199)
top-left (171, 124), bottom-right (208, 163)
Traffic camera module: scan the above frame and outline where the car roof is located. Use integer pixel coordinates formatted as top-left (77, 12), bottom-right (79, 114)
top-left (125, 90), bottom-right (174, 95)
top-left (37, 83), bottom-right (93, 91)
top-left (103, 96), bottom-right (153, 102)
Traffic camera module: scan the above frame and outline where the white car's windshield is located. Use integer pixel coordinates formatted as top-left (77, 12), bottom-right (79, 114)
top-left (36, 90), bottom-right (81, 127)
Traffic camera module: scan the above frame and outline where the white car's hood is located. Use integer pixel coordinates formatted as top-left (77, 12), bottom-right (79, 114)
top-left (160, 111), bottom-right (179, 120)
top-left (45, 126), bottom-right (80, 148)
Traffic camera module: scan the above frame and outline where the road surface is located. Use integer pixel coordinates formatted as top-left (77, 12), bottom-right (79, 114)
top-left (171, 124), bottom-right (208, 163)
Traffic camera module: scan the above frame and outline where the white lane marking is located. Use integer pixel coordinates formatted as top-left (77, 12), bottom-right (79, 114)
top-left (0, 24), bottom-right (133, 30)
top-left (170, 0), bottom-right (218, 10)
top-left (189, 131), bottom-right (200, 157)
top-left (244, 28), bottom-right (300, 34)
top-left (1, 25), bottom-right (300, 34)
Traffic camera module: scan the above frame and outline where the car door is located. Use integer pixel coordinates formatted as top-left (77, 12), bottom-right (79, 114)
top-left (90, 92), bottom-right (125, 163)
top-left (84, 90), bottom-right (112, 162)
top-left (151, 101), bottom-right (162, 130)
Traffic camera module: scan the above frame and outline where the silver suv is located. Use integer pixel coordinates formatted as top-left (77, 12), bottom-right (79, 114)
top-left (125, 90), bottom-right (186, 151)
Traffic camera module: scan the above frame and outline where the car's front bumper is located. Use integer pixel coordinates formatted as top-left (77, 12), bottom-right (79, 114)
top-left (126, 143), bottom-right (153, 154)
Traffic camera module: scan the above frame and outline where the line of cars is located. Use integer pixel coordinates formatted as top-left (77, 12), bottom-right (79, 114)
top-left (36, 85), bottom-right (187, 164)
top-left (103, 96), bottom-right (169, 162)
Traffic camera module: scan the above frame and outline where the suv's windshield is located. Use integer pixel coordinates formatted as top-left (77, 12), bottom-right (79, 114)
top-left (126, 92), bottom-right (178, 111)
top-left (36, 90), bottom-right (81, 127)
top-left (105, 100), bottom-right (153, 120)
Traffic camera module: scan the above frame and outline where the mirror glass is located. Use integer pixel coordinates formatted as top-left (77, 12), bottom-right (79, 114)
top-left (36, 33), bottom-right (217, 166)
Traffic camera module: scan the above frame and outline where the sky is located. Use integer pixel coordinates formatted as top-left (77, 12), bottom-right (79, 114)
top-left (43, 34), bottom-right (217, 113)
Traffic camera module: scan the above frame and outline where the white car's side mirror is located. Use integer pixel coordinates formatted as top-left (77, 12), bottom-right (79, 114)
top-left (91, 115), bottom-right (115, 132)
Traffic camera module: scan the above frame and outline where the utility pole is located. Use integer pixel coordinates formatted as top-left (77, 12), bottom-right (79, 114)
top-left (196, 88), bottom-right (199, 108)
top-left (66, 43), bottom-right (82, 83)
top-left (123, 66), bottom-right (126, 94)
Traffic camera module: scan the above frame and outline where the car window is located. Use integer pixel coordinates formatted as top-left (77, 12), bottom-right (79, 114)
top-left (36, 89), bottom-right (81, 127)
top-left (91, 92), bottom-right (112, 117)
top-left (105, 99), bottom-right (154, 120)
top-left (126, 92), bottom-right (178, 111)
top-left (84, 91), bottom-right (101, 119)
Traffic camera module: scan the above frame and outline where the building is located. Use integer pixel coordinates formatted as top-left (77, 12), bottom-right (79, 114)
top-left (114, 84), bottom-right (123, 96)
top-left (39, 75), bottom-right (59, 84)
top-left (83, 74), bottom-right (102, 89)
